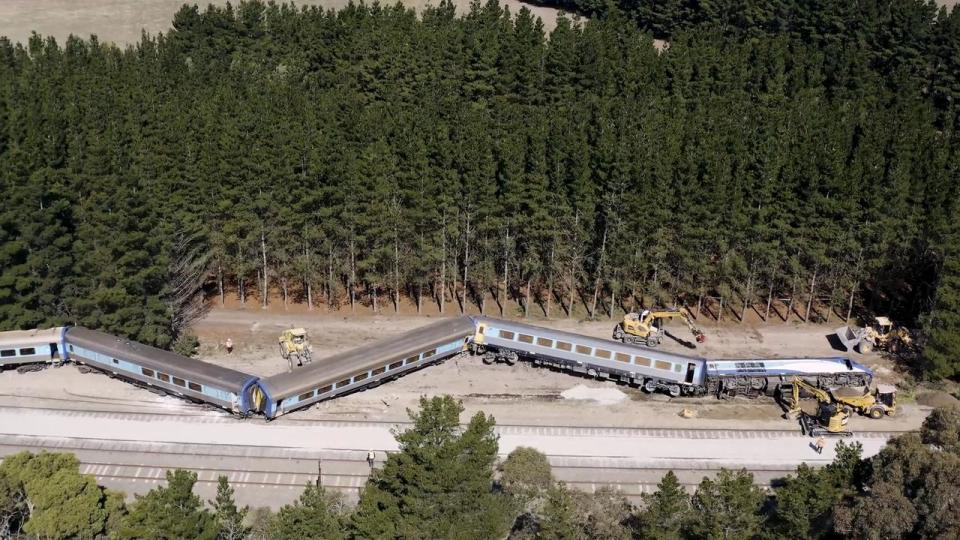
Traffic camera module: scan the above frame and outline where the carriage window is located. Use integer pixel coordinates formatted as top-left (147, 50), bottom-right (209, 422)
top-left (536, 337), bottom-right (553, 347)
top-left (389, 361), bottom-right (404, 370)
top-left (518, 334), bottom-right (534, 344)
top-left (157, 373), bottom-right (170, 382)
top-left (405, 355), bottom-right (419, 364)
top-left (298, 391), bottom-right (315, 401)
top-left (112, 358), bottom-right (119, 364)
top-left (141, 368), bottom-right (155, 377)
top-left (188, 382), bottom-right (202, 392)
top-left (575, 345), bottom-right (592, 355)
top-left (556, 341), bottom-right (572, 351)
top-left (615, 353), bottom-right (631, 363)
top-left (354, 372), bottom-right (368, 382)
top-left (499, 330), bottom-right (515, 340)
top-left (422, 349), bottom-right (436, 358)
top-left (373, 367), bottom-right (386, 375)
top-left (172, 377), bottom-right (186, 387)
top-left (594, 349), bottom-right (611, 359)
top-left (69, 345), bottom-right (74, 352)
top-left (634, 357), bottom-right (651, 367)
top-left (1, 350), bottom-right (16, 357)
top-left (19, 348), bottom-right (36, 355)
top-left (654, 361), bottom-right (672, 371)
top-left (319, 385), bottom-right (333, 394)
top-left (337, 379), bottom-right (351, 388)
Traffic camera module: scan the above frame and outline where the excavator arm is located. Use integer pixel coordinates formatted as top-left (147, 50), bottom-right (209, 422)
top-left (644, 310), bottom-right (706, 343)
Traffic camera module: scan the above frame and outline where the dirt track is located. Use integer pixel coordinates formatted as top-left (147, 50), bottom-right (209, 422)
top-left (0, 0), bottom-right (567, 47)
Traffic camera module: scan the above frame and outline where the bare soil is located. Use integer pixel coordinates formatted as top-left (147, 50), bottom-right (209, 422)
top-left (0, 0), bottom-right (568, 47)
top-left (186, 304), bottom-right (927, 431)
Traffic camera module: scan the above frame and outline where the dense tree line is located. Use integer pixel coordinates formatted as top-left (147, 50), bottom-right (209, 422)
top-left (2, 398), bottom-right (958, 539)
top-left (0, 1), bottom-right (958, 375)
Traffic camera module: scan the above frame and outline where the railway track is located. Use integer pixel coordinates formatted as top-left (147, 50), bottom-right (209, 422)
top-left (0, 401), bottom-right (912, 440)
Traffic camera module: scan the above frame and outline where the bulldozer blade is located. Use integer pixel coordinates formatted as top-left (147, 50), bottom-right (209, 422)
top-left (834, 325), bottom-right (862, 352)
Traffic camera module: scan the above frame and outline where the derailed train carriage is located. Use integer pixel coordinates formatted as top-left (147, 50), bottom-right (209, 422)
top-left (469, 316), bottom-right (873, 397)
top-left (255, 317), bottom-right (476, 418)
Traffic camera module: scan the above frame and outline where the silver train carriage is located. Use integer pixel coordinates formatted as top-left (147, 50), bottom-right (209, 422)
top-left (0, 327), bottom-right (68, 371)
top-left (256, 316), bottom-right (476, 418)
top-left (470, 316), bottom-right (707, 396)
top-left (64, 327), bottom-right (260, 414)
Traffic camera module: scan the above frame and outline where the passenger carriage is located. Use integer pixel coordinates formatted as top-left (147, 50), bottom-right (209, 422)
top-left (0, 327), bottom-right (68, 371)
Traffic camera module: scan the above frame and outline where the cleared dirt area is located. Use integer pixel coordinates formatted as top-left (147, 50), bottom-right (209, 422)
top-left (0, 0), bottom-right (567, 47)
top-left (180, 306), bottom-right (929, 431)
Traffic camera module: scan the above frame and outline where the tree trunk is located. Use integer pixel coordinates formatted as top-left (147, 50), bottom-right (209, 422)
top-left (349, 238), bottom-right (356, 313)
top-left (717, 296), bottom-right (724, 322)
top-left (740, 273), bottom-right (753, 323)
top-left (525, 279), bottom-right (531, 319)
top-left (501, 229), bottom-right (510, 317)
top-left (239, 277), bottom-right (245, 305)
top-left (218, 262), bottom-right (224, 306)
top-left (394, 231), bottom-right (400, 314)
top-left (568, 275), bottom-right (575, 319)
top-left (327, 244), bottom-right (334, 311)
top-left (307, 282), bottom-right (313, 311)
top-left (804, 268), bottom-right (818, 323)
top-left (546, 245), bottom-right (555, 319)
top-left (765, 280), bottom-right (774, 322)
top-left (440, 222), bottom-right (447, 315)
top-left (785, 277), bottom-right (797, 324)
top-left (462, 213), bottom-right (471, 314)
top-left (610, 284), bottom-right (616, 319)
top-left (261, 227), bottom-right (268, 309)
top-left (417, 283), bottom-right (423, 315)
top-left (590, 226), bottom-right (608, 319)
top-left (372, 284), bottom-right (378, 314)
top-left (282, 278), bottom-right (288, 310)
top-left (846, 281), bottom-right (858, 325)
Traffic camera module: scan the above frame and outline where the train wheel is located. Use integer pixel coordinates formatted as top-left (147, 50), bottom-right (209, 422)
top-left (587, 368), bottom-right (598, 379)
top-left (643, 379), bottom-right (657, 393)
top-left (668, 385), bottom-right (681, 397)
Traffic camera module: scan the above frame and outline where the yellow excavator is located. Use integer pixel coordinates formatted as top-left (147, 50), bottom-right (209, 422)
top-left (613, 309), bottom-right (706, 347)
top-left (835, 316), bottom-right (913, 354)
top-left (782, 376), bottom-right (897, 436)
top-left (279, 328), bottom-right (313, 371)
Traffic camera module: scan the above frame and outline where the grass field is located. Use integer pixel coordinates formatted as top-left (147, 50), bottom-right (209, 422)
top-left (0, 0), bottom-right (566, 47)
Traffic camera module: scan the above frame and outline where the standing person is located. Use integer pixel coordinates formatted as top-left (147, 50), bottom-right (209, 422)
top-left (367, 450), bottom-right (376, 467)
top-left (815, 436), bottom-right (826, 455)
top-left (225, 338), bottom-right (234, 354)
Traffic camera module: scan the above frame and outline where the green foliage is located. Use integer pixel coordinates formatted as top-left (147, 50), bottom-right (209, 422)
top-left (636, 471), bottom-right (689, 540)
top-left (350, 395), bottom-right (511, 539)
top-left (119, 469), bottom-right (217, 540)
top-left (922, 220), bottom-right (960, 379)
top-left (500, 446), bottom-right (554, 503)
top-left (0, 0), bottom-right (957, 372)
top-left (536, 483), bottom-right (584, 540)
top-left (921, 405), bottom-right (960, 454)
top-left (684, 469), bottom-right (765, 540)
top-left (211, 475), bottom-right (248, 540)
top-left (0, 451), bottom-right (123, 539)
top-left (270, 483), bottom-right (345, 540)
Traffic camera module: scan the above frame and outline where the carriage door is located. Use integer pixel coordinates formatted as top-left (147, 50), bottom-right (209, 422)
top-left (50, 343), bottom-right (59, 361)
top-left (685, 363), bottom-right (697, 384)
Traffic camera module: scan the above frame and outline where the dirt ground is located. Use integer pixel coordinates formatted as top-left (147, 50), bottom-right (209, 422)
top-left (0, 0), bottom-right (568, 47)
top-left (183, 305), bottom-right (931, 431)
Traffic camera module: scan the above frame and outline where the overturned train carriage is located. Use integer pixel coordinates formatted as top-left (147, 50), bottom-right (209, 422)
top-left (64, 327), bottom-right (260, 414)
top-left (256, 316), bottom-right (476, 418)
top-left (704, 357), bottom-right (873, 396)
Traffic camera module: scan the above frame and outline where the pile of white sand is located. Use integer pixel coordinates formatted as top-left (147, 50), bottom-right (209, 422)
top-left (560, 384), bottom-right (627, 405)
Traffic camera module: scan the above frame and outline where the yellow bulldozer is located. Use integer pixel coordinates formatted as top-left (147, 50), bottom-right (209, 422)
top-left (835, 316), bottom-right (912, 354)
top-left (279, 328), bottom-right (313, 371)
top-left (781, 376), bottom-right (897, 436)
top-left (613, 309), bottom-right (706, 348)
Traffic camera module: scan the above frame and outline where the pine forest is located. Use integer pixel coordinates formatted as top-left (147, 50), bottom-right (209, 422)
top-left (1, 0), bottom-right (959, 377)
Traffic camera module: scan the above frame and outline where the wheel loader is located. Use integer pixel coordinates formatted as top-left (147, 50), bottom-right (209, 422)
top-left (279, 328), bottom-right (313, 371)
top-left (613, 309), bottom-right (706, 347)
top-left (834, 316), bottom-right (912, 354)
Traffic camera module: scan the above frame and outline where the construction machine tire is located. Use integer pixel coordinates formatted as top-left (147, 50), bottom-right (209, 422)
top-left (868, 407), bottom-right (884, 420)
top-left (613, 325), bottom-right (624, 340)
top-left (279, 343), bottom-right (289, 360)
top-left (646, 337), bottom-right (660, 347)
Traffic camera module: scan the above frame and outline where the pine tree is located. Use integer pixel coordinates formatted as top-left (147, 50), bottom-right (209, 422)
top-left (922, 215), bottom-right (960, 379)
top-left (636, 470), bottom-right (689, 540)
top-left (210, 476), bottom-right (248, 540)
top-left (118, 469), bottom-right (216, 540)
top-left (270, 483), bottom-right (345, 540)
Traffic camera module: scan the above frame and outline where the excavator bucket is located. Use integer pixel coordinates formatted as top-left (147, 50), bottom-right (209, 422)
top-left (834, 325), bottom-right (863, 352)
top-left (695, 333), bottom-right (706, 343)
